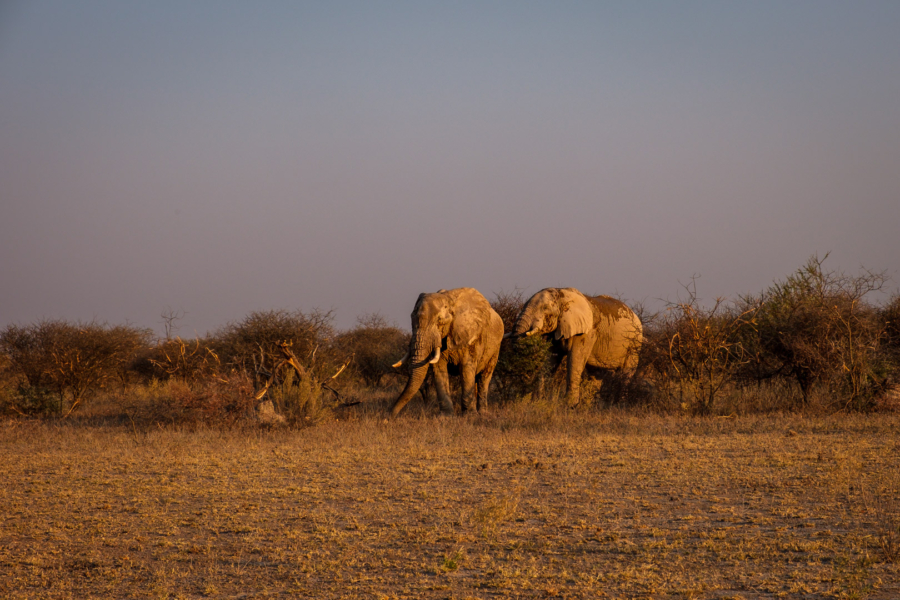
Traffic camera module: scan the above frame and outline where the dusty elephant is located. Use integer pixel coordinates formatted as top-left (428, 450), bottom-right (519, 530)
top-left (391, 288), bottom-right (504, 416)
top-left (508, 288), bottom-right (643, 407)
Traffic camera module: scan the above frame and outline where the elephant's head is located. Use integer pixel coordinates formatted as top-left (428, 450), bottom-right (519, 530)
top-left (391, 291), bottom-right (453, 415)
top-left (511, 288), bottom-right (593, 340)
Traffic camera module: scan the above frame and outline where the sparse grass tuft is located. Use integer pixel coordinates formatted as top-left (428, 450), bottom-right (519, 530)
top-left (473, 491), bottom-right (520, 540)
top-left (439, 548), bottom-right (465, 573)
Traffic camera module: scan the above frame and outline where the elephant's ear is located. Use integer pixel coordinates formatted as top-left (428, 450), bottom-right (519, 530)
top-left (556, 289), bottom-right (593, 340)
top-left (446, 288), bottom-right (490, 349)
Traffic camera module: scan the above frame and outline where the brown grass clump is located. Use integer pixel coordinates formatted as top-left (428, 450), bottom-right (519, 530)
top-left (138, 373), bottom-right (258, 427)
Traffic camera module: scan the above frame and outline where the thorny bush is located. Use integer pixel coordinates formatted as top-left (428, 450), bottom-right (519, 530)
top-left (332, 313), bottom-right (408, 387)
top-left (639, 281), bottom-right (756, 415)
top-left (214, 308), bottom-right (338, 378)
top-left (0, 320), bottom-right (151, 416)
top-left (148, 337), bottom-right (224, 386)
top-left (736, 255), bottom-right (890, 409)
top-left (144, 371), bottom-right (258, 427)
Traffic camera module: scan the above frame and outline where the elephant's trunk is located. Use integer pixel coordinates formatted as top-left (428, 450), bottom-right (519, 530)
top-left (514, 294), bottom-right (558, 337)
top-left (390, 327), bottom-right (440, 416)
top-left (391, 362), bottom-right (429, 416)
top-left (411, 327), bottom-right (438, 364)
top-left (513, 310), bottom-right (540, 337)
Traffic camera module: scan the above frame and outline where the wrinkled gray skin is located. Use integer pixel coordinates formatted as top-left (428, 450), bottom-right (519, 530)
top-left (510, 288), bottom-right (643, 407)
top-left (391, 288), bottom-right (504, 416)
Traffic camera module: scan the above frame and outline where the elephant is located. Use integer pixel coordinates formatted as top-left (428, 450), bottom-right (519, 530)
top-left (507, 288), bottom-right (643, 407)
top-left (391, 288), bottom-right (504, 416)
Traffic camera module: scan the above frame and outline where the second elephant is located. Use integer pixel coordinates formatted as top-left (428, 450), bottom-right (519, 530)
top-left (509, 287), bottom-right (643, 407)
top-left (391, 287), bottom-right (504, 416)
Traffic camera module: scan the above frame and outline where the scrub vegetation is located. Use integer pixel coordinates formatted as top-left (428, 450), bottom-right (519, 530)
top-left (1, 256), bottom-right (900, 597)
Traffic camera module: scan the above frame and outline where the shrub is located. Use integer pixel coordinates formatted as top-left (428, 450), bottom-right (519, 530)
top-left (0, 351), bottom-right (28, 416)
top-left (737, 255), bottom-right (889, 408)
top-left (148, 337), bottom-right (224, 386)
top-left (490, 290), bottom-right (554, 403)
top-left (882, 293), bottom-right (900, 368)
top-left (332, 313), bottom-right (408, 386)
top-left (213, 309), bottom-right (337, 378)
top-left (266, 368), bottom-right (329, 425)
top-left (491, 288), bottom-right (527, 333)
top-left (0, 320), bottom-right (152, 416)
top-left (493, 335), bottom-right (554, 403)
top-left (144, 309), bottom-right (351, 426)
top-left (140, 372), bottom-right (257, 427)
top-left (640, 281), bottom-right (756, 414)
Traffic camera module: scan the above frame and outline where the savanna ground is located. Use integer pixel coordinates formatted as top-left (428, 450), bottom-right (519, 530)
top-left (2, 391), bottom-right (899, 600)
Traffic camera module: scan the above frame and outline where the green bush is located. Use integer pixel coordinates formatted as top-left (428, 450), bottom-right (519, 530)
top-left (489, 289), bottom-right (554, 403)
top-left (737, 255), bottom-right (889, 408)
top-left (492, 334), bottom-right (554, 403)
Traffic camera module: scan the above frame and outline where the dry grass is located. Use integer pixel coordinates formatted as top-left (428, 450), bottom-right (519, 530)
top-left (1, 402), bottom-right (899, 599)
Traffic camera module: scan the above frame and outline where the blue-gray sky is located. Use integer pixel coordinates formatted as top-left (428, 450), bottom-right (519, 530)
top-left (2, 1), bottom-right (899, 336)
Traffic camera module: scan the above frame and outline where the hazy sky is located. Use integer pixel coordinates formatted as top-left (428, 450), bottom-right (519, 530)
top-left (2, 1), bottom-right (899, 337)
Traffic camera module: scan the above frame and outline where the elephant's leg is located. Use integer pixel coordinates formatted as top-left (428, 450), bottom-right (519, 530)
top-left (565, 340), bottom-right (591, 408)
top-left (476, 362), bottom-right (496, 413)
top-left (460, 362), bottom-right (477, 414)
top-left (431, 361), bottom-right (456, 414)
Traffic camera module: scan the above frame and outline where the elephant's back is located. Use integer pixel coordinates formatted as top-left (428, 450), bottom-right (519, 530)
top-left (589, 295), bottom-right (636, 321)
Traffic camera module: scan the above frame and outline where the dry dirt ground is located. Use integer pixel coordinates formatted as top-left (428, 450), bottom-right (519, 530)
top-left (1, 408), bottom-right (899, 599)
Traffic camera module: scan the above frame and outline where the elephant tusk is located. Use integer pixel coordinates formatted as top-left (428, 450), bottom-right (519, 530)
top-left (502, 332), bottom-right (513, 339)
top-left (428, 347), bottom-right (441, 364)
top-left (525, 328), bottom-right (540, 337)
top-left (392, 353), bottom-right (408, 369)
